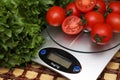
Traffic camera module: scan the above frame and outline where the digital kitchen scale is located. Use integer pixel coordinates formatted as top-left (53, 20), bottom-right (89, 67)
top-left (32, 25), bottom-right (120, 80)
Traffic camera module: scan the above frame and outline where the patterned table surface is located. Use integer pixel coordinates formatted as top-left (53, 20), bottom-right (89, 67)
top-left (0, 50), bottom-right (119, 80)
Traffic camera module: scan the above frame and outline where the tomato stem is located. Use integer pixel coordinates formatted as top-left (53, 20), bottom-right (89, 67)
top-left (81, 14), bottom-right (87, 25)
top-left (104, 7), bottom-right (112, 18)
top-left (93, 34), bottom-right (106, 43)
top-left (66, 9), bottom-right (72, 16)
top-left (80, 14), bottom-right (90, 32)
top-left (93, 5), bottom-right (99, 12)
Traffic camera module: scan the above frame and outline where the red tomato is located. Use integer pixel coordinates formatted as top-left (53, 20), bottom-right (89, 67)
top-left (46, 6), bottom-right (66, 27)
top-left (91, 23), bottom-right (113, 45)
top-left (66, 2), bottom-right (81, 17)
top-left (108, 1), bottom-right (120, 14)
top-left (62, 16), bottom-right (83, 35)
top-left (106, 12), bottom-right (120, 33)
top-left (75, 0), bottom-right (96, 13)
top-left (95, 0), bottom-right (106, 14)
top-left (84, 11), bottom-right (105, 31)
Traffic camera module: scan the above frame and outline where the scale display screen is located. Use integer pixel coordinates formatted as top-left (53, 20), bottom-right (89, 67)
top-left (39, 47), bottom-right (81, 73)
top-left (47, 52), bottom-right (72, 69)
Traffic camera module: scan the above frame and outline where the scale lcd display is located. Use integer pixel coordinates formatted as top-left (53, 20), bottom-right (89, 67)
top-left (47, 52), bottom-right (72, 69)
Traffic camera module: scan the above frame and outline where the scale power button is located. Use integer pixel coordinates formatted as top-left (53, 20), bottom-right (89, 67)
top-left (73, 66), bottom-right (81, 72)
top-left (39, 49), bottom-right (46, 55)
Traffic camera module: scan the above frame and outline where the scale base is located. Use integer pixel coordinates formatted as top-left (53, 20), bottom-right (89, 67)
top-left (32, 27), bottom-right (120, 80)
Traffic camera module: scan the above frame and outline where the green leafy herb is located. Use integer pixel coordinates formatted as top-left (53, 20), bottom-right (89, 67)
top-left (0, 0), bottom-right (74, 68)
top-left (0, 0), bottom-right (46, 68)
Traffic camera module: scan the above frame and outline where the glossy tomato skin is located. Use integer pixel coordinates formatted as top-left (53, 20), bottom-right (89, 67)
top-left (91, 23), bottom-right (113, 45)
top-left (84, 11), bottom-right (105, 31)
top-left (96, 0), bottom-right (106, 14)
top-left (46, 6), bottom-right (66, 27)
top-left (75, 0), bottom-right (96, 13)
top-left (62, 16), bottom-right (83, 35)
top-left (108, 2), bottom-right (120, 14)
top-left (106, 12), bottom-right (120, 33)
top-left (66, 2), bottom-right (81, 17)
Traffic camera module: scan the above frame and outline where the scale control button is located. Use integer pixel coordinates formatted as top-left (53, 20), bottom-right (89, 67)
top-left (39, 49), bottom-right (46, 55)
top-left (73, 66), bottom-right (81, 72)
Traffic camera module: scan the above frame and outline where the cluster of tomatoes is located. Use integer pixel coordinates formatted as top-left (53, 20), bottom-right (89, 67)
top-left (46, 0), bottom-right (120, 45)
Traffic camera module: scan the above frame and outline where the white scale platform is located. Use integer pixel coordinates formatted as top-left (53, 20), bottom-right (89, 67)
top-left (32, 26), bottom-right (120, 80)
